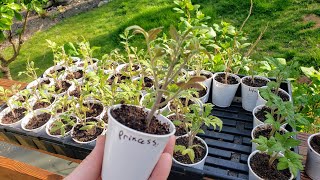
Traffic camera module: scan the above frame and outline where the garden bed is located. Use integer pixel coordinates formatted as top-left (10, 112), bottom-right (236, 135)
top-left (0, 77), bottom-right (300, 180)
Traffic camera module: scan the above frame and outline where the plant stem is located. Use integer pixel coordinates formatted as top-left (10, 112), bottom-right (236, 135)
top-left (268, 152), bottom-right (279, 167)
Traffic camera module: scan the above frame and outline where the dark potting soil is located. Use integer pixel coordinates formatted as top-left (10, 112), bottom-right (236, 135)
top-left (215, 73), bottom-right (238, 84)
top-left (200, 72), bottom-right (212, 79)
top-left (124, 64), bottom-right (140, 71)
top-left (41, 79), bottom-right (50, 85)
top-left (49, 116), bottom-right (76, 135)
top-left (173, 136), bottom-right (206, 164)
top-left (263, 89), bottom-right (290, 102)
top-left (111, 105), bottom-right (170, 135)
top-left (49, 66), bottom-right (66, 74)
top-left (311, 135), bottom-right (320, 154)
top-left (243, 77), bottom-right (268, 87)
top-left (83, 103), bottom-right (103, 117)
top-left (72, 118), bottom-right (103, 142)
top-left (255, 106), bottom-right (272, 122)
top-left (33, 97), bottom-right (55, 110)
top-left (143, 77), bottom-right (153, 88)
top-left (66, 70), bottom-right (83, 80)
top-left (254, 126), bottom-right (285, 139)
top-left (70, 87), bottom-right (81, 98)
top-left (194, 87), bottom-right (207, 98)
top-left (250, 153), bottom-right (291, 180)
top-left (55, 81), bottom-right (71, 93)
top-left (1, 108), bottom-right (26, 124)
top-left (108, 74), bottom-right (130, 85)
top-left (168, 115), bottom-right (187, 136)
top-left (25, 113), bottom-right (51, 129)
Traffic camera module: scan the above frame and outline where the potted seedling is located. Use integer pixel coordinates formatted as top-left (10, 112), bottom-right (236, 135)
top-left (0, 85), bottom-right (27, 127)
top-left (102, 25), bottom-right (206, 180)
top-left (31, 88), bottom-right (56, 110)
top-left (173, 103), bottom-right (222, 170)
top-left (241, 59), bottom-right (270, 111)
top-left (249, 132), bottom-right (303, 180)
top-left (21, 106), bottom-right (53, 133)
top-left (166, 98), bottom-right (189, 136)
top-left (71, 117), bottom-right (105, 144)
top-left (46, 112), bottom-right (78, 138)
top-left (256, 58), bottom-right (297, 107)
top-left (49, 71), bottom-right (73, 96)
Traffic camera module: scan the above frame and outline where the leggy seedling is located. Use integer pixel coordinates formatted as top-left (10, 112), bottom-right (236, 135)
top-left (0, 84), bottom-right (21, 117)
top-left (252, 132), bottom-right (303, 178)
top-left (50, 113), bottom-right (77, 137)
top-left (174, 103), bottom-right (222, 163)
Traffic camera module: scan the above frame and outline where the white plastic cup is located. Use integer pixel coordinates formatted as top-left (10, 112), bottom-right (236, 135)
top-left (26, 77), bottom-right (54, 89)
top-left (248, 150), bottom-right (293, 180)
top-left (211, 72), bottom-right (240, 107)
top-left (0, 107), bottom-right (25, 128)
top-left (45, 114), bottom-right (79, 138)
top-left (256, 87), bottom-right (292, 107)
top-left (21, 108), bottom-right (52, 133)
top-left (173, 135), bottom-right (208, 170)
top-left (241, 76), bottom-right (270, 112)
top-left (305, 133), bottom-right (320, 180)
top-left (101, 104), bottom-right (175, 180)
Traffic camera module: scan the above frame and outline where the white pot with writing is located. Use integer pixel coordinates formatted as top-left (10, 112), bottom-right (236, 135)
top-left (211, 72), bottom-right (241, 107)
top-left (248, 150), bottom-right (294, 180)
top-left (241, 76), bottom-right (270, 112)
top-left (173, 134), bottom-right (208, 170)
top-left (256, 87), bottom-right (292, 107)
top-left (305, 133), bottom-right (320, 180)
top-left (101, 104), bottom-right (176, 180)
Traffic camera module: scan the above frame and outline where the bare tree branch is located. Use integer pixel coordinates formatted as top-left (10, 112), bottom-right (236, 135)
top-left (240, 0), bottom-right (253, 32)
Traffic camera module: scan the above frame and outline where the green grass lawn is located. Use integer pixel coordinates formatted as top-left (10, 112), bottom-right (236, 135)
top-left (2, 0), bottom-right (320, 82)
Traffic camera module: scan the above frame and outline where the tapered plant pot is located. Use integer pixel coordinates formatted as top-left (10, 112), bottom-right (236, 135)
top-left (173, 135), bottom-right (208, 170)
top-left (241, 76), bottom-right (269, 112)
top-left (256, 87), bottom-right (292, 107)
top-left (188, 70), bottom-right (213, 92)
top-left (21, 108), bottom-right (52, 133)
top-left (199, 86), bottom-right (210, 103)
top-left (251, 124), bottom-right (287, 152)
top-left (305, 133), bottom-right (320, 180)
top-left (0, 107), bottom-right (27, 128)
top-left (211, 72), bottom-right (240, 107)
top-left (252, 105), bottom-right (287, 129)
top-left (26, 77), bottom-right (54, 89)
top-left (248, 150), bottom-right (294, 180)
top-left (46, 114), bottom-right (79, 138)
top-left (101, 104), bottom-right (175, 180)
top-left (71, 117), bottom-right (105, 144)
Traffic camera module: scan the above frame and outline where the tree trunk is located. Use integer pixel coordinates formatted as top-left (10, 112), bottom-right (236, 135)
top-left (0, 65), bottom-right (12, 80)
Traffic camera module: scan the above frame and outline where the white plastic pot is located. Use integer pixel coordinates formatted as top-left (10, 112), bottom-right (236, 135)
top-left (71, 118), bottom-right (105, 145)
top-left (26, 77), bottom-right (54, 89)
top-left (252, 105), bottom-right (287, 129)
top-left (251, 124), bottom-right (287, 152)
top-left (188, 70), bottom-right (213, 91)
top-left (116, 63), bottom-right (141, 76)
top-left (77, 100), bottom-right (106, 120)
top-left (140, 93), bottom-right (168, 114)
top-left (101, 104), bottom-right (176, 180)
top-left (0, 107), bottom-right (25, 128)
top-left (53, 80), bottom-right (75, 97)
top-left (256, 87), bottom-right (292, 107)
top-left (45, 114), bottom-right (79, 138)
top-left (21, 108), bottom-right (52, 133)
top-left (29, 93), bottom-right (57, 111)
top-left (248, 150), bottom-right (294, 180)
top-left (199, 86), bottom-right (210, 103)
top-left (211, 72), bottom-right (240, 107)
top-left (305, 133), bottom-right (320, 180)
top-left (173, 135), bottom-right (208, 170)
top-left (241, 76), bottom-right (270, 112)
top-left (61, 67), bottom-right (85, 84)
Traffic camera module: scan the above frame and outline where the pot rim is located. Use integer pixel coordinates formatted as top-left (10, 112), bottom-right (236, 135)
top-left (172, 135), bottom-right (208, 167)
top-left (212, 72), bottom-right (241, 86)
top-left (257, 86), bottom-right (292, 102)
top-left (308, 132), bottom-right (320, 157)
top-left (21, 108), bottom-right (52, 132)
top-left (108, 104), bottom-right (176, 138)
top-left (71, 117), bottom-right (105, 144)
top-left (240, 75), bottom-right (270, 88)
top-left (0, 106), bottom-right (25, 126)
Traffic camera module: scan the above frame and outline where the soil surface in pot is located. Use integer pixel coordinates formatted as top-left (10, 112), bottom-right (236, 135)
top-left (111, 105), bottom-right (170, 135)
top-left (25, 113), bottom-right (51, 129)
top-left (72, 118), bottom-right (103, 142)
top-left (1, 108), bottom-right (27, 124)
top-left (49, 66), bottom-right (66, 75)
top-left (168, 115), bottom-right (187, 136)
top-left (254, 126), bottom-right (285, 139)
top-left (250, 153), bottom-right (291, 180)
top-left (70, 87), bottom-right (81, 98)
top-left (66, 70), bottom-right (83, 80)
top-left (255, 106), bottom-right (281, 122)
top-left (108, 74), bottom-right (130, 85)
top-left (215, 73), bottom-right (238, 84)
top-left (49, 116), bottom-right (77, 135)
top-left (173, 136), bottom-right (206, 164)
top-left (311, 135), bottom-right (320, 154)
top-left (193, 87), bottom-right (206, 98)
top-left (83, 103), bottom-right (103, 117)
top-left (55, 81), bottom-right (71, 93)
top-left (33, 97), bottom-right (55, 110)
top-left (243, 77), bottom-right (268, 87)
top-left (262, 89), bottom-right (290, 102)
top-left (143, 77), bottom-right (153, 88)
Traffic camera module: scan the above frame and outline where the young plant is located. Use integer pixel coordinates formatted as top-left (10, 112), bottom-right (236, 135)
top-left (252, 131), bottom-right (303, 178)
top-left (50, 113), bottom-right (77, 137)
top-left (18, 59), bottom-right (39, 87)
top-left (174, 103), bottom-right (222, 162)
top-left (0, 84), bottom-right (21, 117)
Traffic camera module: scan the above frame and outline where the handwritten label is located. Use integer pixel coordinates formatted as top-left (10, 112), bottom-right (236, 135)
top-left (249, 87), bottom-right (257, 93)
top-left (118, 130), bottom-right (159, 147)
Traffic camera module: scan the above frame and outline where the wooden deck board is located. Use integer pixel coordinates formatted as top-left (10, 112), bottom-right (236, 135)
top-left (298, 133), bottom-right (312, 180)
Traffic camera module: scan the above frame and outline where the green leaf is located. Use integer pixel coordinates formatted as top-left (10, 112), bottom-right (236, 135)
top-left (174, 145), bottom-right (186, 153)
top-left (182, 148), bottom-right (195, 163)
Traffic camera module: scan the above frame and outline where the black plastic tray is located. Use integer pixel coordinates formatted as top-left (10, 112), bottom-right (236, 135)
top-left (0, 76), bottom-right (300, 180)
